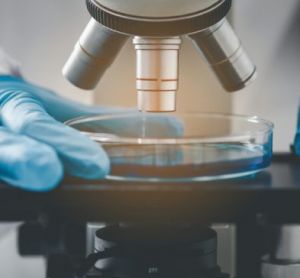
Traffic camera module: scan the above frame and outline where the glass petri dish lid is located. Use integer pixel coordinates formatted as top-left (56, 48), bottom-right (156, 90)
top-left (66, 112), bottom-right (273, 182)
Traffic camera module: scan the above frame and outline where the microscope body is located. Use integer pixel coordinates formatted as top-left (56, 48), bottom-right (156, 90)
top-left (63, 0), bottom-right (256, 112)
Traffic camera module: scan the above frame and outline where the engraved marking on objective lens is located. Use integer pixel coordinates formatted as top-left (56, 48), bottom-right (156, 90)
top-left (136, 78), bottom-right (178, 81)
top-left (138, 89), bottom-right (177, 92)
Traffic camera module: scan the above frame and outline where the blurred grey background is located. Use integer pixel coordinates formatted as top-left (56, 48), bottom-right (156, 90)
top-left (0, 0), bottom-right (300, 277)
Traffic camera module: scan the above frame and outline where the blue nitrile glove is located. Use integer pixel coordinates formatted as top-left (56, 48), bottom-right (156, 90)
top-left (293, 103), bottom-right (300, 156)
top-left (0, 76), bottom-right (110, 191)
top-left (0, 76), bottom-right (182, 191)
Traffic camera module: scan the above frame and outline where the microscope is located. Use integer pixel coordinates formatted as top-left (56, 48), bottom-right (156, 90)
top-left (63, 0), bottom-right (256, 112)
top-left (20, 1), bottom-right (255, 278)
top-left (39, 0), bottom-right (259, 277)
top-left (0, 1), bottom-right (299, 278)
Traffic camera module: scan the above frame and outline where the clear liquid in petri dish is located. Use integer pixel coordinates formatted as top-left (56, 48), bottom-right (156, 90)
top-left (103, 141), bottom-right (272, 181)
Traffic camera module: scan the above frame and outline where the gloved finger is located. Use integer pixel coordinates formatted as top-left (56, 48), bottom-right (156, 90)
top-left (0, 127), bottom-right (63, 191)
top-left (0, 90), bottom-right (110, 179)
top-left (0, 76), bottom-right (135, 122)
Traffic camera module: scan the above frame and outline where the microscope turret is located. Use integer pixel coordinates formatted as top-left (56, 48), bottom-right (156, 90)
top-left (63, 0), bottom-right (256, 112)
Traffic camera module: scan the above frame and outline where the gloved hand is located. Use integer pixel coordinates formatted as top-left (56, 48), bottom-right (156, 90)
top-left (0, 76), bottom-right (182, 191)
top-left (0, 76), bottom-right (111, 191)
top-left (293, 103), bottom-right (300, 156)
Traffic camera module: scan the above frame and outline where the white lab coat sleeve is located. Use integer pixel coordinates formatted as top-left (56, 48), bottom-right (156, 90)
top-left (0, 48), bottom-right (21, 77)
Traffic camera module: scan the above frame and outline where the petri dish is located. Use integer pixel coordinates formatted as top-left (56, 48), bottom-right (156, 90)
top-left (66, 112), bottom-right (273, 182)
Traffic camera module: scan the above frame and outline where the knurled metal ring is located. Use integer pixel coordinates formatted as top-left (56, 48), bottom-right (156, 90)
top-left (86, 0), bottom-right (231, 36)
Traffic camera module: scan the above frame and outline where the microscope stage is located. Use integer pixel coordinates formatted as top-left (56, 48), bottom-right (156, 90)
top-left (0, 154), bottom-right (299, 223)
